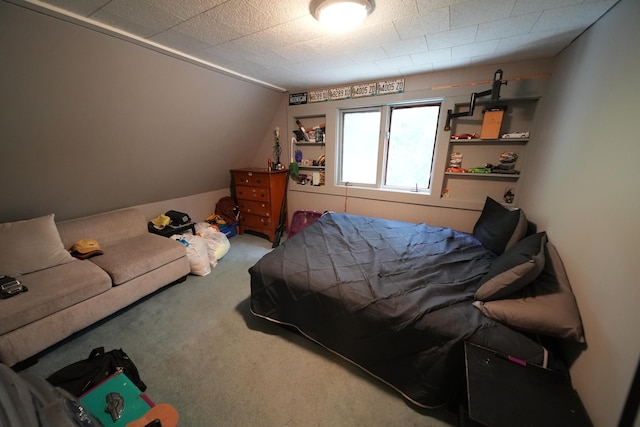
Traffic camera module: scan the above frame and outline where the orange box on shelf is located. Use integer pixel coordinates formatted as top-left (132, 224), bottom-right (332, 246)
top-left (480, 110), bottom-right (504, 139)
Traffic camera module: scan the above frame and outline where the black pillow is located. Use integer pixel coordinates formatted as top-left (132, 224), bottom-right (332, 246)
top-left (475, 232), bottom-right (547, 301)
top-left (473, 197), bottom-right (527, 255)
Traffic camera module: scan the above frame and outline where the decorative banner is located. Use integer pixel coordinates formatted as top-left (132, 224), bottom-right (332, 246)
top-left (308, 89), bottom-right (329, 103)
top-left (377, 78), bottom-right (405, 95)
top-left (288, 92), bottom-right (308, 105)
top-left (351, 82), bottom-right (377, 98)
top-left (329, 86), bottom-right (351, 101)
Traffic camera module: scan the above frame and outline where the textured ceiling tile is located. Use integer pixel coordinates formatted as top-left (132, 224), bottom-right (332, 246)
top-left (410, 48), bottom-right (452, 65)
top-left (495, 30), bottom-right (565, 55)
top-left (39, 0), bottom-right (109, 17)
top-left (245, 51), bottom-right (291, 69)
top-left (452, 39), bottom-right (499, 58)
top-left (416, 0), bottom-right (467, 13)
top-left (375, 55), bottom-right (414, 70)
top-left (451, 0), bottom-right (516, 29)
top-left (92, 0), bottom-right (183, 38)
top-left (288, 55), bottom-right (355, 74)
top-left (206, 0), bottom-right (272, 35)
top-left (427, 25), bottom-right (477, 50)
top-left (275, 39), bottom-right (328, 63)
top-left (150, 29), bottom-right (213, 54)
top-left (511, 0), bottom-right (582, 16)
top-left (348, 21), bottom-right (402, 47)
top-left (142, 0), bottom-right (227, 21)
top-left (533, 2), bottom-right (619, 33)
top-left (347, 46), bottom-right (390, 63)
top-left (432, 57), bottom-right (471, 71)
top-left (394, 6), bottom-right (450, 40)
top-left (239, 16), bottom-right (327, 52)
top-left (476, 12), bottom-right (540, 41)
top-left (257, 0), bottom-right (311, 23)
top-left (382, 36), bottom-right (429, 58)
top-left (366, 0), bottom-right (419, 25)
top-left (172, 9), bottom-right (241, 46)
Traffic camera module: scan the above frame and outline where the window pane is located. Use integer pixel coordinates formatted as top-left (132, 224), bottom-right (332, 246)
top-left (341, 110), bottom-right (381, 184)
top-left (385, 105), bottom-right (439, 189)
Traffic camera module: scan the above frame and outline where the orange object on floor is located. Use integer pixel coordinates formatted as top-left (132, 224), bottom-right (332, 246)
top-left (126, 403), bottom-right (179, 427)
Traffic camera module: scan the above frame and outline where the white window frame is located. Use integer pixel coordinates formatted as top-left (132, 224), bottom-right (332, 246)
top-left (337, 100), bottom-right (441, 193)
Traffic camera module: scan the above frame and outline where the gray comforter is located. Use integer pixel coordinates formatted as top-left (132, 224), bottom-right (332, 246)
top-left (249, 212), bottom-right (546, 408)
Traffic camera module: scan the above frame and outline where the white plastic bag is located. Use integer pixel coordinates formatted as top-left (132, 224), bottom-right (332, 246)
top-left (172, 234), bottom-right (211, 276)
top-left (195, 223), bottom-right (231, 264)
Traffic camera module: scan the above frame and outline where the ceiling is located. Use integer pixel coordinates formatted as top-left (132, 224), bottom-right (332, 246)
top-left (16, 0), bottom-right (618, 92)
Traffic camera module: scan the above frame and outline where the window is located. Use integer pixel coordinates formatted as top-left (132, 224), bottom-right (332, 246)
top-left (339, 102), bottom-right (440, 192)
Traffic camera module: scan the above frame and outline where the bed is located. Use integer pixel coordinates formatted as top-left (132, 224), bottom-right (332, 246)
top-left (249, 198), bottom-right (585, 408)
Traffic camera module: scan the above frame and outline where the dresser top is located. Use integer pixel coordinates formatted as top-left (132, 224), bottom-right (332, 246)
top-left (231, 168), bottom-right (288, 174)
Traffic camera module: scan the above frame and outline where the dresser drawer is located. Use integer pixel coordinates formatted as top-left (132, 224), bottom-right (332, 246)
top-left (240, 213), bottom-right (273, 229)
top-left (238, 200), bottom-right (271, 217)
top-left (232, 171), bottom-right (269, 188)
top-left (236, 186), bottom-right (268, 201)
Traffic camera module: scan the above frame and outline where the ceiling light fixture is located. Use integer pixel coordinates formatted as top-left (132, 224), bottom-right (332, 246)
top-left (310, 0), bottom-right (375, 32)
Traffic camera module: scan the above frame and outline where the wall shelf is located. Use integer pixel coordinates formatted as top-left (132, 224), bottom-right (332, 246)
top-left (444, 172), bottom-right (520, 180)
top-left (449, 138), bottom-right (529, 145)
top-left (295, 142), bottom-right (325, 147)
top-left (442, 98), bottom-right (539, 204)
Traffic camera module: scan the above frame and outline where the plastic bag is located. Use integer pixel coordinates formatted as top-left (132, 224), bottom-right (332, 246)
top-left (195, 222), bottom-right (230, 264)
top-left (172, 234), bottom-right (211, 276)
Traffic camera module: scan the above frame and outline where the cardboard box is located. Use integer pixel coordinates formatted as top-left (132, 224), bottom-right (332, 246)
top-left (480, 110), bottom-right (504, 139)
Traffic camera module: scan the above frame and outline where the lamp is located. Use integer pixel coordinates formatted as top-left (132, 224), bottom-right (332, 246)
top-left (310, 0), bottom-right (375, 31)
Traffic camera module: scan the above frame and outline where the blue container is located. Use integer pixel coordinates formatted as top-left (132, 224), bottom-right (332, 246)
top-left (218, 222), bottom-right (238, 238)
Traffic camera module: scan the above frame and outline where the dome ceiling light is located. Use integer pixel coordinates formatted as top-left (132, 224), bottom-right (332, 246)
top-left (310, 0), bottom-right (375, 32)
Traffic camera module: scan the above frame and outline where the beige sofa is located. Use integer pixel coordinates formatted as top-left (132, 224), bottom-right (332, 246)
top-left (0, 208), bottom-right (190, 367)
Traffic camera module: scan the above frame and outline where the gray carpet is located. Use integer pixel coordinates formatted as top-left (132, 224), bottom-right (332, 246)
top-left (21, 233), bottom-right (458, 426)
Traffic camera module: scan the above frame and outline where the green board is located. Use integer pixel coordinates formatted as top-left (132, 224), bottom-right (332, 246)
top-left (79, 372), bottom-right (152, 425)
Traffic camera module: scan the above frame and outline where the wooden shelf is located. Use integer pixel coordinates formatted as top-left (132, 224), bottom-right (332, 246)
top-left (444, 172), bottom-right (519, 180)
top-left (449, 138), bottom-right (529, 144)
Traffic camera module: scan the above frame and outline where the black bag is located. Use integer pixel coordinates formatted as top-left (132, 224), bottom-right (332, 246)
top-left (46, 347), bottom-right (146, 396)
top-left (165, 210), bottom-right (191, 226)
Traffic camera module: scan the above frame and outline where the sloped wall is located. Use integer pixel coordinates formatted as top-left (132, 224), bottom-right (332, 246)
top-left (0, 1), bottom-right (283, 223)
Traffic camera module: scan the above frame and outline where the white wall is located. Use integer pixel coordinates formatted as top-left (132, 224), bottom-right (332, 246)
top-left (518, 0), bottom-right (639, 425)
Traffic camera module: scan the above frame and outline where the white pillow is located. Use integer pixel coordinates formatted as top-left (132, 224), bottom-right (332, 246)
top-left (0, 214), bottom-right (75, 276)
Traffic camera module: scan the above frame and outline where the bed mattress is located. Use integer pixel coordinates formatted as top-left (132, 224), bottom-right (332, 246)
top-left (249, 212), bottom-right (546, 408)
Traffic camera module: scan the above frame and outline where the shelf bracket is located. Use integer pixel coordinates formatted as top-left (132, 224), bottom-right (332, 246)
top-left (444, 69), bottom-right (508, 131)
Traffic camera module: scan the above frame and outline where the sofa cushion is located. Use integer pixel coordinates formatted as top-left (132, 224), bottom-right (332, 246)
top-left (57, 209), bottom-right (148, 249)
top-left (90, 234), bottom-right (187, 285)
top-left (0, 214), bottom-right (74, 277)
top-left (0, 260), bottom-right (111, 335)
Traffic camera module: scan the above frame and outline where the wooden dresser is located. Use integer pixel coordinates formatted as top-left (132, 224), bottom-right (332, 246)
top-left (230, 168), bottom-right (287, 242)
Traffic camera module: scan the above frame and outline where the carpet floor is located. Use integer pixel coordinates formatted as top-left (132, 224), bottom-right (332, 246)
top-left (21, 233), bottom-right (458, 426)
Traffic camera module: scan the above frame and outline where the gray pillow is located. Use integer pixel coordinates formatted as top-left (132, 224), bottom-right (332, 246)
top-left (0, 214), bottom-right (74, 276)
top-left (475, 232), bottom-right (547, 301)
top-left (473, 197), bottom-right (527, 255)
top-left (473, 241), bottom-right (585, 343)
